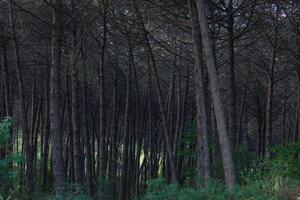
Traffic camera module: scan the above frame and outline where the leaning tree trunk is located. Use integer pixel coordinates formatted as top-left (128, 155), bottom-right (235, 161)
top-left (50, 0), bottom-right (66, 195)
top-left (195, 0), bottom-right (236, 190)
top-left (188, 0), bottom-right (210, 187)
top-left (133, 0), bottom-right (178, 182)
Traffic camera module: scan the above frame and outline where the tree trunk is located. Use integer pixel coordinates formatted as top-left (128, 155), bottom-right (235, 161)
top-left (281, 99), bottom-right (287, 146)
top-left (8, 0), bottom-right (35, 195)
top-left (188, 0), bottom-right (211, 187)
top-left (83, 69), bottom-right (94, 196)
top-left (70, 0), bottom-right (83, 189)
top-left (50, 0), bottom-right (66, 195)
top-left (133, 1), bottom-right (178, 182)
top-left (225, 0), bottom-right (237, 147)
top-left (265, 79), bottom-right (273, 158)
top-left (119, 36), bottom-right (133, 200)
top-left (195, 0), bottom-right (236, 190)
top-left (98, 0), bottom-right (109, 179)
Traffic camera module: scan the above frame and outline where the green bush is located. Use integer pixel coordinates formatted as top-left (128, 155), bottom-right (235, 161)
top-left (39, 192), bottom-right (91, 200)
top-left (141, 143), bottom-right (300, 200)
top-left (141, 178), bottom-right (280, 200)
top-left (0, 117), bottom-right (22, 199)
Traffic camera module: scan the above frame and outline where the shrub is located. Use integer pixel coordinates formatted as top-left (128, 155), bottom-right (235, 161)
top-left (0, 117), bottom-right (22, 199)
top-left (141, 144), bottom-right (300, 200)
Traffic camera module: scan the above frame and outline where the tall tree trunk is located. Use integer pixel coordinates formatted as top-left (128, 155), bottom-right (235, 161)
top-left (108, 71), bottom-right (118, 199)
top-left (265, 79), bottom-right (274, 158)
top-left (296, 73), bottom-right (300, 142)
top-left (8, 0), bottom-right (35, 195)
top-left (119, 35), bottom-right (133, 200)
top-left (83, 73), bottom-right (94, 196)
top-left (265, 7), bottom-right (278, 157)
top-left (195, 0), bottom-right (236, 190)
top-left (50, 0), bottom-right (66, 195)
top-left (281, 99), bottom-right (287, 146)
top-left (97, 0), bottom-right (109, 179)
top-left (71, 0), bottom-right (83, 190)
top-left (237, 83), bottom-right (247, 147)
top-left (188, 0), bottom-right (211, 187)
top-left (42, 65), bottom-right (51, 190)
top-left (225, 0), bottom-right (237, 147)
top-left (1, 32), bottom-right (12, 117)
top-left (133, 1), bottom-right (178, 182)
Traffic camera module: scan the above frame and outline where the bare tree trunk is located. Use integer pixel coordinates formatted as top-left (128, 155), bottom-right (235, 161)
top-left (119, 35), bottom-right (133, 200)
top-left (196, 0), bottom-right (236, 190)
top-left (225, 0), bottom-right (237, 147)
top-left (83, 69), bottom-right (94, 196)
top-left (70, 0), bottom-right (83, 190)
top-left (8, 0), bottom-right (34, 195)
top-left (296, 75), bottom-right (300, 142)
top-left (42, 66), bottom-right (50, 190)
top-left (108, 71), bottom-right (118, 198)
top-left (50, 0), bottom-right (66, 195)
top-left (40, 43), bottom-right (50, 191)
top-left (66, 68), bottom-right (75, 183)
top-left (265, 79), bottom-right (274, 157)
top-left (281, 99), bottom-right (287, 146)
top-left (295, 37), bottom-right (300, 142)
top-left (133, 1), bottom-right (178, 182)
top-left (1, 33), bottom-right (12, 117)
top-left (97, 0), bottom-right (109, 179)
top-left (188, 0), bottom-right (211, 187)
top-left (265, 2), bottom-right (279, 158)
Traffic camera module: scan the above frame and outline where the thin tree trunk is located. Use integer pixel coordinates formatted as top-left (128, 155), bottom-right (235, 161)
top-left (71, 0), bottom-right (83, 189)
top-left (237, 83), bottom-right (247, 147)
top-left (41, 47), bottom-right (51, 191)
top-left (119, 35), bottom-right (133, 200)
top-left (50, 0), bottom-right (66, 195)
top-left (97, 0), bottom-right (109, 179)
top-left (225, 0), bottom-right (237, 147)
top-left (8, 0), bottom-right (34, 195)
top-left (133, 1), bottom-right (178, 182)
top-left (265, 2), bottom-right (279, 158)
top-left (281, 99), bottom-right (287, 146)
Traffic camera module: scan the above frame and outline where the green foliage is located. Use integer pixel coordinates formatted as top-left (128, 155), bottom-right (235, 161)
top-left (0, 117), bottom-right (23, 199)
top-left (142, 143), bottom-right (300, 200)
top-left (271, 144), bottom-right (300, 180)
top-left (141, 178), bottom-right (287, 200)
top-left (95, 176), bottom-right (118, 200)
top-left (38, 192), bottom-right (91, 200)
top-left (0, 117), bottom-right (12, 148)
top-left (142, 179), bottom-right (179, 200)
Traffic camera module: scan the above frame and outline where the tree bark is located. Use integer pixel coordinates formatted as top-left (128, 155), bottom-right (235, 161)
top-left (188, 0), bottom-right (211, 187)
top-left (133, 0), bottom-right (178, 183)
top-left (8, 0), bottom-right (35, 195)
top-left (97, 0), bottom-right (109, 179)
top-left (50, 0), bottom-right (66, 195)
top-left (119, 35), bottom-right (133, 200)
top-left (70, 0), bottom-right (83, 190)
top-left (195, 0), bottom-right (236, 190)
top-left (225, 0), bottom-right (237, 147)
